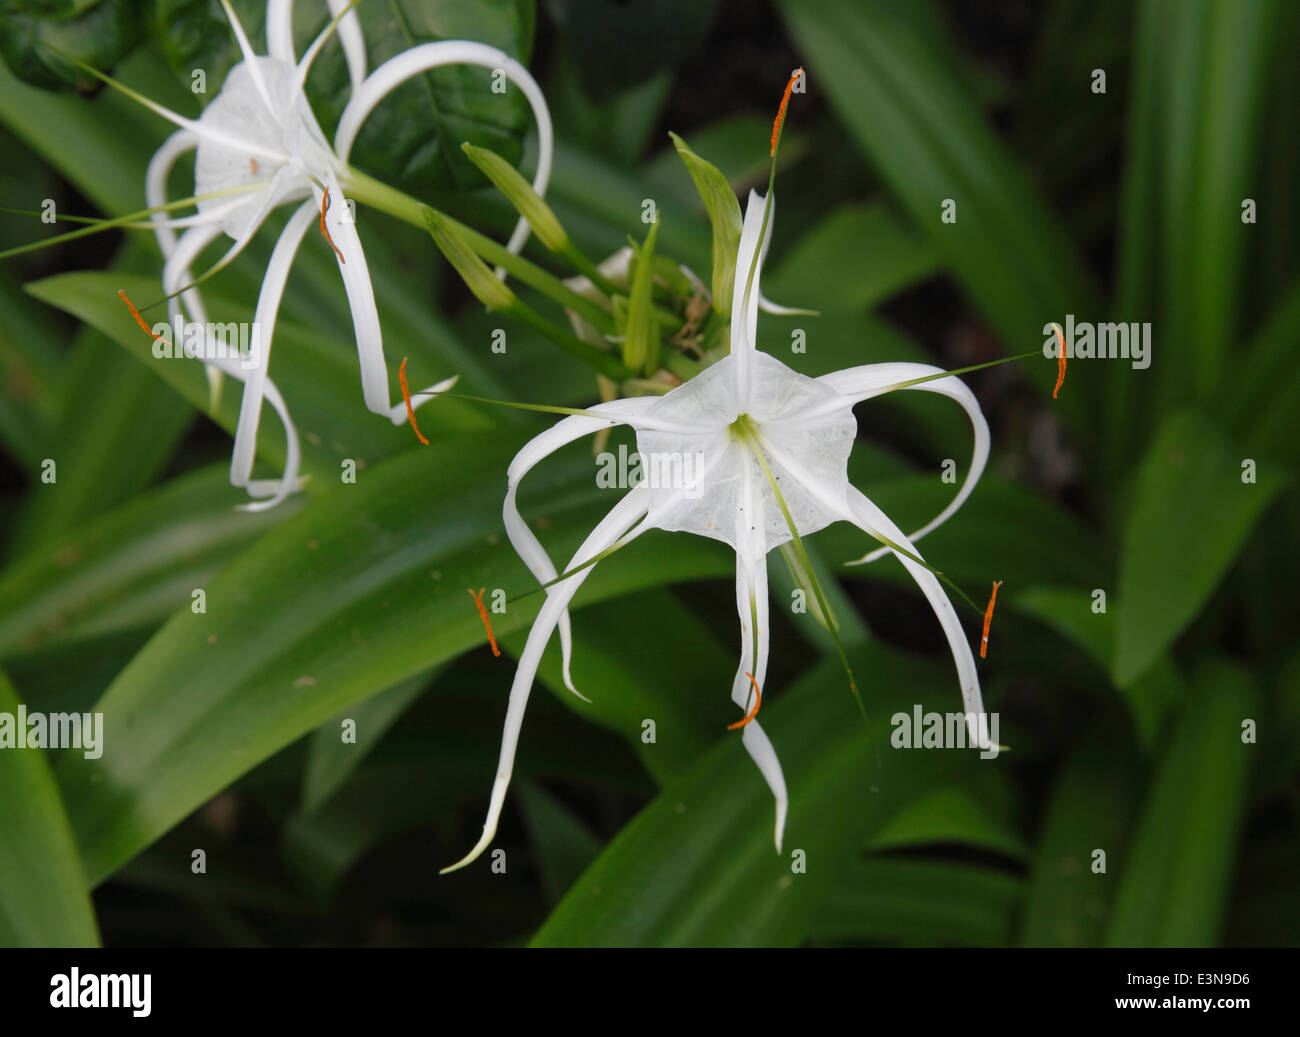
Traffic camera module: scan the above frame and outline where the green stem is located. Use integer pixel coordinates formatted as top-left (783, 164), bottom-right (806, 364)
top-left (345, 167), bottom-right (616, 336)
top-left (505, 299), bottom-right (631, 380)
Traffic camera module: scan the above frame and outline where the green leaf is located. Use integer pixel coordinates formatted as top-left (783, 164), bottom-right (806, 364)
top-left (0, 669), bottom-right (100, 946)
top-left (1015, 585), bottom-right (1183, 750)
top-left (1114, 411), bottom-right (1286, 686)
top-left (820, 473), bottom-right (1107, 592)
top-left (668, 130), bottom-right (741, 316)
top-left (530, 646), bottom-right (987, 947)
top-left (312, 0), bottom-right (535, 195)
top-left (517, 778), bottom-right (602, 905)
top-left (763, 201), bottom-right (941, 314)
top-left (522, 588), bottom-right (728, 786)
top-left (546, 0), bottom-right (717, 96)
top-left (1018, 715), bottom-right (1145, 947)
top-left (1106, 660), bottom-right (1256, 946)
top-left (868, 773), bottom-right (1026, 861)
top-left (280, 668), bottom-right (650, 904)
top-left (0, 276), bottom-right (60, 468)
top-left (6, 320), bottom-right (193, 559)
top-left (26, 270), bottom-right (492, 487)
top-left (0, 463), bottom-right (296, 660)
top-left (301, 670), bottom-right (434, 814)
top-left (0, 0), bottom-right (142, 90)
top-left (810, 855), bottom-right (1021, 947)
top-left (777, 0), bottom-right (1100, 410)
top-left (1222, 275), bottom-right (1300, 467)
top-left (1152, 0), bottom-right (1283, 405)
top-left (54, 436), bottom-right (733, 884)
top-left (152, 0), bottom-right (265, 102)
top-left (0, 44), bottom-right (183, 216)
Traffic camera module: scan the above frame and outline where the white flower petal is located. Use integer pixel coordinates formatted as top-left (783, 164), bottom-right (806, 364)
top-left (219, 0), bottom-right (277, 115)
top-left (266, 0), bottom-right (295, 63)
top-left (442, 488), bottom-right (652, 874)
top-left (637, 351), bottom-right (856, 548)
top-left (231, 199), bottom-right (316, 486)
top-left (146, 130), bottom-right (198, 259)
top-left (729, 189), bottom-right (775, 398)
top-left (313, 170), bottom-right (384, 408)
top-left (757, 293), bottom-right (815, 317)
top-left (328, 0), bottom-right (367, 93)
top-left (731, 468), bottom-right (788, 852)
top-left (843, 485), bottom-right (993, 752)
top-left (165, 221), bottom-right (303, 507)
top-left (504, 397), bottom-right (657, 699)
top-left (335, 41), bottom-right (554, 262)
top-left (147, 129), bottom-right (219, 402)
top-left (816, 362), bottom-right (989, 565)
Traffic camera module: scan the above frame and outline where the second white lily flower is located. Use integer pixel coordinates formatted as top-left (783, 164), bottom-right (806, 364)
top-left (144, 0), bottom-right (554, 508)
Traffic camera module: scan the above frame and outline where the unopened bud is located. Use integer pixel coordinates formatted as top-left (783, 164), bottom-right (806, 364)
top-left (423, 207), bottom-right (516, 312)
top-left (461, 141), bottom-right (568, 253)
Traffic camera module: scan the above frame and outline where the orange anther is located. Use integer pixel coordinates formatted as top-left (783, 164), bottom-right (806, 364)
top-left (399, 356), bottom-right (429, 445)
top-left (980, 580), bottom-right (1003, 659)
top-left (1052, 323), bottom-right (1067, 399)
top-left (320, 188), bottom-right (345, 264)
top-left (469, 588), bottom-right (501, 657)
top-left (117, 290), bottom-right (161, 340)
top-left (728, 672), bottom-right (763, 730)
top-left (771, 67), bottom-right (804, 156)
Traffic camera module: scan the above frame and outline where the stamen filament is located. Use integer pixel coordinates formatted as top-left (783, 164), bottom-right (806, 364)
top-left (468, 588), bottom-right (501, 657)
top-left (398, 357), bottom-right (429, 445)
top-left (320, 189), bottom-right (346, 263)
top-left (1051, 322), bottom-right (1067, 399)
top-left (727, 672), bottom-right (763, 730)
top-left (771, 68), bottom-right (803, 156)
top-left (117, 290), bottom-right (161, 340)
top-left (0, 187), bottom-right (261, 262)
top-left (743, 426), bottom-right (865, 726)
top-left (980, 580), bottom-right (1003, 659)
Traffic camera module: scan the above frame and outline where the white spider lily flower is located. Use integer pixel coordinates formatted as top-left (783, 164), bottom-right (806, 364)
top-left (442, 187), bottom-right (995, 873)
top-left (143, 0), bottom-right (554, 507)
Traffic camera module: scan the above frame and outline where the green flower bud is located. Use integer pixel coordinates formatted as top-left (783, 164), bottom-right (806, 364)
top-left (461, 141), bottom-right (569, 253)
top-left (422, 207), bottom-right (516, 312)
top-left (669, 130), bottom-right (742, 318)
top-left (624, 220), bottom-right (660, 375)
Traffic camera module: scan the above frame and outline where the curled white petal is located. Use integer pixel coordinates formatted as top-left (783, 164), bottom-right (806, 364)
top-left (843, 485), bottom-right (992, 753)
top-left (328, 0), bottom-right (367, 93)
top-left (815, 362), bottom-right (989, 564)
top-left (730, 189), bottom-right (774, 399)
top-left (335, 40), bottom-right (554, 262)
top-left (231, 199), bottom-right (316, 487)
top-left (442, 489), bottom-right (652, 874)
top-left (265, 0), bottom-right (295, 63)
top-left (732, 462), bottom-right (787, 852)
top-left (504, 397), bottom-right (657, 699)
